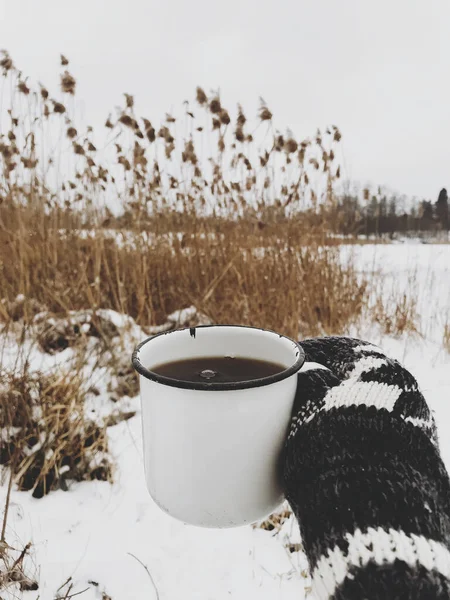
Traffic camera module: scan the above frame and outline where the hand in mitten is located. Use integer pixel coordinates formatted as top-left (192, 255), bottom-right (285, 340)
top-left (283, 336), bottom-right (450, 599)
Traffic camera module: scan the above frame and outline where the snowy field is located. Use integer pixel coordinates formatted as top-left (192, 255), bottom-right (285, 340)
top-left (1, 244), bottom-right (449, 600)
top-left (348, 243), bottom-right (450, 346)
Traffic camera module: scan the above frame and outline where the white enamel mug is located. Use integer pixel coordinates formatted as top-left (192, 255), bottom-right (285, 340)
top-left (132, 325), bottom-right (305, 528)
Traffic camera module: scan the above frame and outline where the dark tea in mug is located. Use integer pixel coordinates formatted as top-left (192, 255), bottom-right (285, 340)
top-left (150, 356), bottom-right (286, 384)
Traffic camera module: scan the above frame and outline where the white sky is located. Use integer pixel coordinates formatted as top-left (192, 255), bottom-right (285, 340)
top-left (1, 0), bottom-right (449, 201)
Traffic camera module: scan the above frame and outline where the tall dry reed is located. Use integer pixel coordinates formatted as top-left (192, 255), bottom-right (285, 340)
top-left (0, 50), bottom-right (364, 337)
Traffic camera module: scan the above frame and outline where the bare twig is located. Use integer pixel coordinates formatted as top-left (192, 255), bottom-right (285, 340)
top-left (127, 552), bottom-right (160, 600)
top-left (1, 455), bottom-right (15, 543)
top-left (55, 585), bottom-right (90, 600)
top-left (10, 542), bottom-right (30, 572)
top-left (56, 575), bottom-right (72, 592)
top-left (201, 255), bottom-right (237, 303)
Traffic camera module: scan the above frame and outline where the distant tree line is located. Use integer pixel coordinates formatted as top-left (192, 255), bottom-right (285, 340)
top-left (333, 187), bottom-right (449, 237)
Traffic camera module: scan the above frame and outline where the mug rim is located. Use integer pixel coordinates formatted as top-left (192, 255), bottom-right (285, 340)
top-left (131, 324), bottom-right (305, 391)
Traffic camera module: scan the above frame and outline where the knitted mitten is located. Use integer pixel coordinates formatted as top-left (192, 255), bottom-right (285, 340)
top-left (283, 336), bottom-right (450, 599)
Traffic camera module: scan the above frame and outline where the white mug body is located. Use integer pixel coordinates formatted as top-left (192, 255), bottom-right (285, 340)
top-left (132, 325), bottom-right (304, 528)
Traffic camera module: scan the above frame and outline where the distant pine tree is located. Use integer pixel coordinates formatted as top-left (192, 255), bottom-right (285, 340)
top-left (435, 188), bottom-right (449, 230)
top-left (420, 200), bottom-right (435, 232)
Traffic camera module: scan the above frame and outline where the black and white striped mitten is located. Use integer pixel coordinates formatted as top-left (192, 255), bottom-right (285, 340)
top-left (283, 336), bottom-right (450, 599)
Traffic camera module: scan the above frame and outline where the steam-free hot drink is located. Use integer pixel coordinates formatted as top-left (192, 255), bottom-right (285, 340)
top-left (150, 356), bottom-right (285, 384)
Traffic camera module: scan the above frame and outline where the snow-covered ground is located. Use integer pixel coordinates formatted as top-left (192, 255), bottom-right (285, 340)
top-left (348, 243), bottom-right (450, 345)
top-left (1, 244), bottom-right (449, 600)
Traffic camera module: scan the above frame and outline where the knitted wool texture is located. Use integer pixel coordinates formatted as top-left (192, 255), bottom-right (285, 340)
top-left (283, 337), bottom-right (450, 599)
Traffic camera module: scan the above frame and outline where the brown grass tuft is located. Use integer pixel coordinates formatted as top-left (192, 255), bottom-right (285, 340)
top-left (0, 540), bottom-right (38, 593)
top-left (371, 292), bottom-right (420, 337)
top-left (444, 322), bottom-right (450, 353)
top-left (0, 366), bottom-right (113, 499)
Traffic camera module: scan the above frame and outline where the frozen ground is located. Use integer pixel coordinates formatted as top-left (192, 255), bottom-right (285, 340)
top-left (346, 243), bottom-right (450, 346)
top-left (1, 244), bottom-right (449, 600)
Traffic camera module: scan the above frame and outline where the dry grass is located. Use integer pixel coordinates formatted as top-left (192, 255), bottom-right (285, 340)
top-left (444, 323), bottom-right (450, 353)
top-left (255, 507), bottom-right (293, 533)
top-left (0, 212), bottom-right (366, 337)
top-left (0, 50), bottom-right (342, 224)
top-left (0, 313), bottom-right (131, 596)
top-left (371, 292), bottom-right (421, 338)
top-left (0, 540), bottom-right (38, 594)
top-left (0, 50), bottom-right (367, 339)
top-left (0, 365), bottom-right (112, 499)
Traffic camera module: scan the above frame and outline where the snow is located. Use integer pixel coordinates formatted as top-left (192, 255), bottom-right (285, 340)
top-left (346, 244), bottom-right (450, 345)
top-left (3, 415), bottom-right (309, 600)
top-left (1, 245), bottom-right (450, 600)
top-left (1, 395), bottom-right (310, 600)
top-left (166, 305), bottom-right (198, 324)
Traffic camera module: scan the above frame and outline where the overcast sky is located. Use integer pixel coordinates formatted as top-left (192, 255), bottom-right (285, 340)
top-left (1, 0), bottom-right (449, 201)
